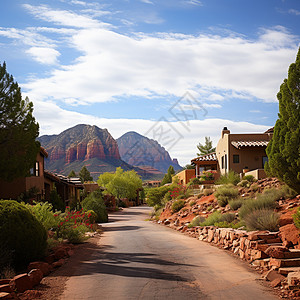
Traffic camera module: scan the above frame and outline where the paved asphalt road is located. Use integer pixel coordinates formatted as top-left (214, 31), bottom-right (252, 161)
top-left (61, 206), bottom-right (278, 300)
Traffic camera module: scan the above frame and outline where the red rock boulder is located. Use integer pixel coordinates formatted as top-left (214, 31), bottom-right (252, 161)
top-left (9, 274), bottom-right (32, 293)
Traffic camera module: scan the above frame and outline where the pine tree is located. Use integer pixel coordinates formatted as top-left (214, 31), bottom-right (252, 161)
top-left (79, 166), bottom-right (93, 183)
top-left (0, 62), bottom-right (40, 181)
top-left (197, 137), bottom-right (216, 156)
top-left (68, 170), bottom-right (77, 178)
top-left (161, 165), bottom-right (175, 186)
top-left (265, 47), bottom-right (300, 193)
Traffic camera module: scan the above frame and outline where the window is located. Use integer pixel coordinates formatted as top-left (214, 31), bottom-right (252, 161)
top-left (31, 162), bottom-right (39, 177)
top-left (225, 154), bottom-right (227, 170)
top-left (221, 156), bottom-right (224, 169)
top-left (262, 156), bottom-right (268, 168)
top-left (233, 154), bottom-right (239, 164)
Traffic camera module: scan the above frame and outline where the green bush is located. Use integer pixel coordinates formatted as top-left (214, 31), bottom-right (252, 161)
top-left (62, 224), bottom-right (89, 244)
top-left (258, 188), bottom-right (284, 202)
top-left (85, 210), bottom-right (97, 224)
top-left (200, 211), bottom-right (223, 226)
top-left (171, 200), bottom-right (185, 213)
top-left (220, 212), bottom-right (235, 223)
top-left (293, 208), bottom-right (300, 229)
top-left (237, 180), bottom-right (250, 188)
top-left (243, 209), bottom-right (279, 231)
top-left (25, 202), bottom-right (59, 231)
top-left (239, 189), bottom-right (279, 220)
top-left (215, 185), bottom-right (239, 207)
top-left (281, 185), bottom-right (298, 199)
top-left (216, 170), bottom-right (240, 185)
top-left (82, 191), bottom-right (108, 223)
top-left (242, 175), bottom-right (256, 182)
top-left (250, 183), bottom-right (259, 192)
top-left (228, 198), bottom-right (244, 210)
top-left (146, 185), bottom-right (171, 207)
top-left (188, 215), bottom-right (206, 227)
top-left (189, 177), bottom-right (201, 185)
top-left (0, 200), bottom-right (47, 269)
top-left (203, 189), bottom-right (214, 196)
top-left (50, 188), bottom-right (65, 212)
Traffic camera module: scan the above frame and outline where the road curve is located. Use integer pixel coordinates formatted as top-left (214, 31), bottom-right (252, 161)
top-left (61, 206), bottom-right (278, 300)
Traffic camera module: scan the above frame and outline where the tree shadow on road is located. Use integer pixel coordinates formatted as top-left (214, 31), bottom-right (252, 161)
top-left (77, 251), bottom-right (195, 282)
top-left (104, 225), bottom-right (142, 231)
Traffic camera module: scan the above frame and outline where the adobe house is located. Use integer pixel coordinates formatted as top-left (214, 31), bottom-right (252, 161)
top-left (0, 147), bottom-right (48, 201)
top-left (216, 127), bottom-right (273, 179)
top-left (0, 146), bottom-right (83, 204)
top-left (175, 169), bottom-right (195, 185)
top-left (191, 152), bottom-right (219, 180)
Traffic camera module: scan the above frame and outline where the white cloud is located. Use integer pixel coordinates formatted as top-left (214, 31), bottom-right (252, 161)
top-left (203, 103), bottom-right (222, 108)
top-left (141, 0), bottom-right (154, 4)
top-left (26, 47), bottom-right (60, 65)
top-left (22, 25), bottom-right (298, 105)
top-left (185, 0), bottom-right (203, 6)
top-left (288, 9), bottom-right (300, 16)
top-left (250, 110), bottom-right (262, 113)
top-left (23, 4), bottom-right (111, 29)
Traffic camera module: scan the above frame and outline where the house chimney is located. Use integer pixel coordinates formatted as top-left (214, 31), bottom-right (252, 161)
top-left (222, 127), bottom-right (230, 137)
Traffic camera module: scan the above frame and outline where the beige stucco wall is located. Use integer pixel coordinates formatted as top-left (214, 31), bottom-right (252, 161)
top-left (216, 131), bottom-right (272, 175)
top-left (175, 169), bottom-right (195, 185)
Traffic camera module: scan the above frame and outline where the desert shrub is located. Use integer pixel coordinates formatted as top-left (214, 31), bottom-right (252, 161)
top-left (200, 211), bottom-right (223, 226)
top-left (62, 224), bottom-right (89, 244)
top-left (207, 205), bottom-right (213, 211)
top-left (216, 170), bottom-right (240, 185)
top-left (50, 188), bottom-right (65, 212)
top-left (228, 198), bottom-right (244, 210)
top-left (250, 183), bottom-right (259, 192)
top-left (171, 199), bottom-right (185, 213)
top-left (220, 212), bottom-right (235, 223)
top-left (189, 200), bottom-right (196, 206)
top-left (188, 215), bottom-right (206, 227)
top-left (243, 209), bottom-right (279, 231)
top-left (24, 202), bottom-right (59, 231)
top-left (257, 188), bottom-right (284, 202)
top-left (214, 185), bottom-right (238, 207)
top-left (239, 190), bottom-right (278, 220)
top-left (242, 175), bottom-right (256, 182)
top-left (203, 189), bottom-right (214, 196)
top-left (146, 185), bottom-right (171, 207)
top-left (237, 180), bottom-right (250, 188)
top-left (0, 200), bottom-right (47, 269)
top-left (293, 208), bottom-right (300, 229)
top-left (189, 177), bottom-right (201, 185)
top-left (82, 191), bottom-right (108, 223)
top-left (281, 185), bottom-right (298, 199)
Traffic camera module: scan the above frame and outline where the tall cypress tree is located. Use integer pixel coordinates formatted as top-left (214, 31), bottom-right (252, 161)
top-left (0, 62), bottom-right (40, 181)
top-left (265, 48), bottom-right (300, 193)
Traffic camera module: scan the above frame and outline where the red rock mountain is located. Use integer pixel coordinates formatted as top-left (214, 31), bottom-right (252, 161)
top-left (116, 131), bottom-right (182, 174)
top-left (39, 124), bottom-right (120, 164)
top-left (38, 125), bottom-right (134, 179)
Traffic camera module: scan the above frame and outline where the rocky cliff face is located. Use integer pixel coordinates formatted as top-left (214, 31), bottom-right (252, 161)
top-left (117, 131), bottom-right (182, 174)
top-left (39, 124), bottom-right (120, 166)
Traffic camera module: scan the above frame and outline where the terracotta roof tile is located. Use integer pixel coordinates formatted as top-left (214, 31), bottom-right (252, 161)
top-left (231, 140), bottom-right (269, 149)
top-left (191, 152), bottom-right (217, 162)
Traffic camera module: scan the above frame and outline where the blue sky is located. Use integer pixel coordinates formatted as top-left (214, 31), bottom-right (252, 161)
top-left (0, 0), bottom-right (299, 165)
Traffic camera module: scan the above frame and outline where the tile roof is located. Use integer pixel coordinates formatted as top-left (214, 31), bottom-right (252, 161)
top-left (191, 152), bottom-right (217, 162)
top-left (231, 140), bottom-right (269, 149)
